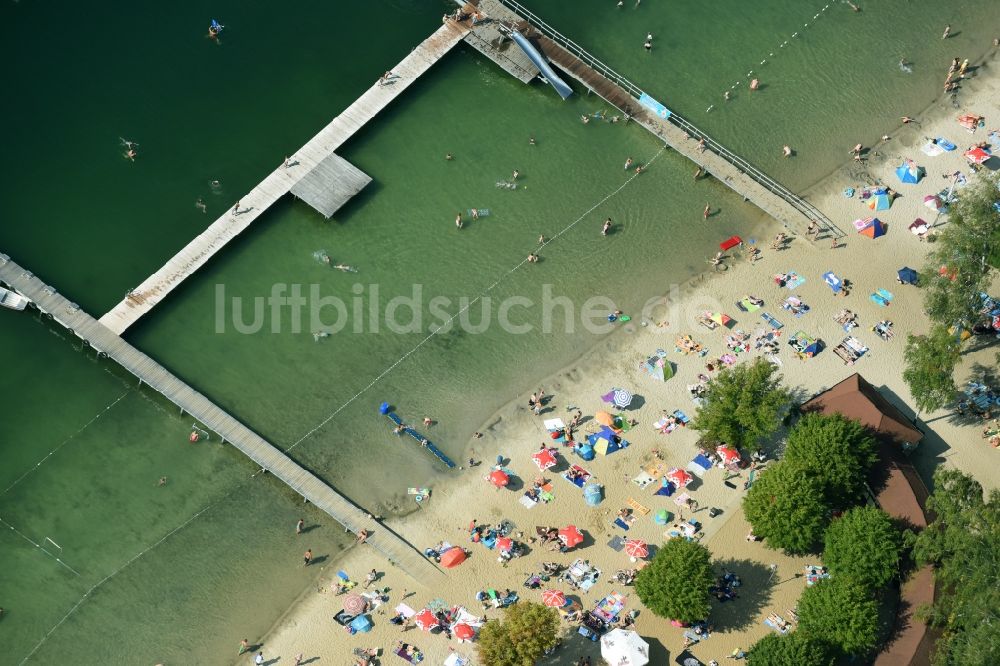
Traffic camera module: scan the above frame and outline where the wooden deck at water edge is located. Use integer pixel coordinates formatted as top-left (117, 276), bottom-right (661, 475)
top-left (99, 20), bottom-right (470, 336)
top-left (1, 253), bottom-right (443, 583)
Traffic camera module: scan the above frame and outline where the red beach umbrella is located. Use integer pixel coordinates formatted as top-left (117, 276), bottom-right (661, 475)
top-left (414, 608), bottom-right (438, 631)
top-left (716, 446), bottom-right (740, 465)
top-left (667, 468), bottom-right (692, 488)
top-left (542, 589), bottom-right (567, 607)
top-left (558, 525), bottom-right (584, 548)
top-left (624, 539), bottom-right (649, 559)
top-left (965, 146), bottom-right (991, 164)
top-left (488, 469), bottom-right (510, 488)
top-left (532, 448), bottom-right (557, 471)
top-left (439, 547), bottom-right (466, 569)
top-left (496, 536), bottom-right (514, 552)
top-left (453, 623), bottom-right (475, 640)
top-left (343, 593), bottom-right (367, 615)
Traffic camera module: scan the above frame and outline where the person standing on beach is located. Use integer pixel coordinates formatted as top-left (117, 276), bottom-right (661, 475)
top-left (254, 652), bottom-right (264, 666)
top-left (238, 639), bottom-right (250, 655)
top-left (364, 568), bottom-right (378, 588)
top-left (942, 24), bottom-right (951, 39)
top-left (703, 204), bottom-right (711, 220)
top-left (303, 549), bottom-right (313, 566)
top-left (296, 518), bottom-right (304, 535)
top-left (293, 654), bottom-right (304, 666)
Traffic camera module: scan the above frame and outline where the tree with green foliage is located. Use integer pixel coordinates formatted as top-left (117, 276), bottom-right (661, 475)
top-left (743, 461), bottom-right (829, 554)
top-left (921, 179), bottom-right (1000, 327)
top-left (798, 578), bottom-right (880, 656)
top-left (784, 413), bottom-right (878, 508)
top-left (913, 469), bottom-right (1000, 666)
top-left (902, 324), bottom-right (961, 414)
top-left (823, 506), bottom-right (902, 590)
top-left (634, 539), bottom-right (714, 623)
top-left (748, 631), bottom-right (836, 666)
top-left (476, 602), bottom-right (560, 666)
top-left (691, 358), bottom-right (791, 452)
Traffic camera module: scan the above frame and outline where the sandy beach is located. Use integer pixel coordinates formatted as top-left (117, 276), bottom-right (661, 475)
top-left (244, 47), bottom-right (1000, 666)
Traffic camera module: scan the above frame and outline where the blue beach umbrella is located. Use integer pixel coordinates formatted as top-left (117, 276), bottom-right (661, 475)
top-left (895, 162), bottom-right (925, 184)
top-left (897, 267), bottom-right (918, 285)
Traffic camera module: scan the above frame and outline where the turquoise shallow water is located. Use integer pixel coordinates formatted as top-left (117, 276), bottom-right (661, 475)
top-left (1, 0), bottom-right (998, 662)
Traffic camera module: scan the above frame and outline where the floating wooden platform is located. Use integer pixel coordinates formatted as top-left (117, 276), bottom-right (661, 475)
top-left (463, 0), bottom-right (539, 84)
top-left (291, 153), bottom-right (372, 219)
top-left (474, 0), bottom-right (841, 238)
top-left (99, 20), bottom-right (470, 336)
top-left (1, 252), bottom-right (443, 584)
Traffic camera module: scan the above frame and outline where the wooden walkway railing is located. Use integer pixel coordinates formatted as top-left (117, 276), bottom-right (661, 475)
top-left (1, 252), bottom-right (443, 583)
top-left (99, 21), bottom-right (471, 336)
top-left (488, 0), bottom-right (844, 239)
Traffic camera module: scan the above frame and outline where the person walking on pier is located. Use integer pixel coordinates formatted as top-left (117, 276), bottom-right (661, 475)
top-left (233, 200), bottom-right (241, 216)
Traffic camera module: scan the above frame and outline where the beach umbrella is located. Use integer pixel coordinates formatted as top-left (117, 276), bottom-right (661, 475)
top-left (414, 608), bottom-right (439, 631)
top-left (488, 469), bottom-right (510, 488)
top-left (867, 192), bottom-right (892, 211)
top-left (343, 593), bottom-right (368, 615)
top-left (923, 195), bottom-right (945, 213)
top-left (613, 388), bottom-right (634, 409)
top-left (654, 509), bottom-right (669, 525)
top-left (965, 146), bottom-right (991, 164)
top-left (453, 623), bottom-right (475, 640)
top-left (897, 267), bottom-right (918, 285)
top-left (350, 614), bottom-right (374, 633)
top-left (439, 547), bottom-right (466, 569)
top-left (709, 312), bottom-right (732, 327)
top-left (601, 390), bottom-right (616, 404)
top-left (542, 589), bottom-right (567, 607)
top-left (532, 448), bottom-right (557, 471)
top-left (894, 162), bottom-right (924, 184)
top-left (716, 445), bottom-right (740, 465)
top-left (558, 525), bottom-right (584, 548)
top-left (601, 628), bottom-right (650, 666)
top-left (624, 539), bottom-right (649, 559)
top-left (594, 411), bottom-right (615, 426)
top-left (667, 468), bottom-right (692, 488)
top-left (495, 536), bottom-right (513, 552)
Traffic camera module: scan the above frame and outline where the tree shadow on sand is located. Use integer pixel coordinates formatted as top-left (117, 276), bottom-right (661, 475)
top-left (709, 558), bottom-right (777, 632)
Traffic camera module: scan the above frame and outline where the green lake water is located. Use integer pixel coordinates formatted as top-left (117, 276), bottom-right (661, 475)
top-left (1, 0), bottom-right (997, 663)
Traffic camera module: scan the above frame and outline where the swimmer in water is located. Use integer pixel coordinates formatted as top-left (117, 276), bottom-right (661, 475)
top-left (749, 78), bottom-right (759, 91)
top-left (527, 252), bottom-right (539, 263)
top-left (210, 179), bottom-right (221, 190)
top-left (511, 169), bottom-right (519, 180)
top-left (334, 264), bottom-right (356, 273)
top-left (846, 1), bottom-right (860, 12)
top-left (195, 197), bottom-right (207, 213)
top-left (624, 157), bottom-right (633, 170)
top-left (455, 213), bottom-right (463, 229)
top-left (529, 135), bottom-right (536, 146)
top-left (538, 234), bottom-right (546, 244)
top-left (445, 153), bottom-right (453, 161)
top-left (724, 91), bottom-right (731, 100)
top-left (782, 145), bottom-right (792, 157)
top-left (120, 138), bottom-right (138, 161)
top-left (471, 208), bottom-right (479, 220)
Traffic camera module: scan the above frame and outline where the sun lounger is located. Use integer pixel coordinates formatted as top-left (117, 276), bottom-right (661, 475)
top-left (760, 311), bottom-right (783, 329)
top-left (627, 497), bottom-right (650, 515)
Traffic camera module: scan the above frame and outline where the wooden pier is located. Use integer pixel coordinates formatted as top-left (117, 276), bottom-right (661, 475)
top-left (99, 20), bottom-right (470, 336)
top-left (463, 0), bottom-right (539, 83)
top-left (472, 0), bottom-right (843, 238)
top-left (0, 252), bottom-right (443, 583)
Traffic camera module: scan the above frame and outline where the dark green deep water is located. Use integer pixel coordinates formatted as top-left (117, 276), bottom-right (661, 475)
top-left (1, 1), bottom-right (996, 662)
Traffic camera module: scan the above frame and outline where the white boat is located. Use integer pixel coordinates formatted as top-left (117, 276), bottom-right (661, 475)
top-left (0, 285), bottom-right (30, 311)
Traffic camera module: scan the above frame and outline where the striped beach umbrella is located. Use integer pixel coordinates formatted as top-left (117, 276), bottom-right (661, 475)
top-left (532, 448), bottom-right (557, 471)
top-left (965, 146), bottom-right (991, 164)
top-left (613, 389), bottom-right (634, 409)
top-left (624, 539), bottom-right (648, 559)
top-left (667, 468), bottom-right (692, 488)
top-left (542, 589), bottom-right (567, 607)
top-left (343, 593), bottom-right (367, 615)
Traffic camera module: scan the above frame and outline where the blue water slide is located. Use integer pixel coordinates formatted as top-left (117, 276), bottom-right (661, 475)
top-left (509, 30), bottom-right (573, 100)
